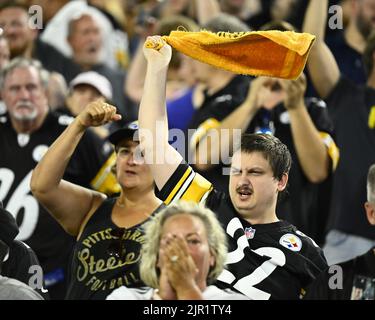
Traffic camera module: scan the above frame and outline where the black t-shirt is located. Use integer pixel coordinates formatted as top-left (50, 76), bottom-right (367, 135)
top-left (158, 163), bottom-right (328, 300)
top-left (304, 248), bottom-right (375, 300)
top-left (325, 77), bottom-right (375, 240)
top-left (66, 198), bottom-right (165, 300)
top-left (0, 112), bottom-right (114, 296)
top-left (326, 31), bottom-right (366, 86)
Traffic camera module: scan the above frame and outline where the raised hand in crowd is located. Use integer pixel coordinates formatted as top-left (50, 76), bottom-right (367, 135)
top-left (279, 73), bottom-right (307, 111)
top-left (75, 99), bottom-right (122, 129)
top-left (245, 76), bottom-right (286, 111)
top-left (142, 36), bottom-right (172, 73)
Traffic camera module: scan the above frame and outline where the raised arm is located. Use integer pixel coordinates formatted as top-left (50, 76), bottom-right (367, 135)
top-left (303, 0), bottom-right (340, 99)
top-left (279, 75), bottom-right (330, 183)
top-left (30, 101), bottom-right (121, 236)
top-left (138, 37), bottom-right (183, 190)
top-left (125, 39), bottom-right (147, 103)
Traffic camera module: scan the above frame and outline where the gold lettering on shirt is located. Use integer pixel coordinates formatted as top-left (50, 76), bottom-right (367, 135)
top-left (76, 228), bottom-right (145, 292)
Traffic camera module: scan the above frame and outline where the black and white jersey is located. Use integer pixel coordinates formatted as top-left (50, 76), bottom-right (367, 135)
top-left (0, 112), bottom-right (117, 296)
top-left (157, 163), bottom-right (328, 300)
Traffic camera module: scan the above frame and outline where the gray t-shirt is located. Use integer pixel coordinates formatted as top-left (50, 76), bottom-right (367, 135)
top-left (0, 276), bottom-right (44, 300)
top-left (107, 285), bottom-right (250, 300)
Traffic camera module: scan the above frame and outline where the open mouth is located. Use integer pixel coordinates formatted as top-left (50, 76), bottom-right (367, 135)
top-left (236, 188), bottom-right (253, 200)
top-left (87, 45), bottom-right (98, 54)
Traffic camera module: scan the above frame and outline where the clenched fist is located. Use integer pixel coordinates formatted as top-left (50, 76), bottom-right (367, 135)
top-left (76, 99), bottom-right (122, 128)
top-left (143, 36), bottom-right (172, 71)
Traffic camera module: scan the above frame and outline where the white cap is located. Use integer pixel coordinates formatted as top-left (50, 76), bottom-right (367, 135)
top-left (69, 71), bottom-right (113, 101)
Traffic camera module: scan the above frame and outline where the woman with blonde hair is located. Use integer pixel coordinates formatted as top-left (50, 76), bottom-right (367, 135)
top-left (107, 201), bottom-right (248, 300)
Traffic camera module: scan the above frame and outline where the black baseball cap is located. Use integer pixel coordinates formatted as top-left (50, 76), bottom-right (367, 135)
top-left (107, 121), bottom-right (139, 146)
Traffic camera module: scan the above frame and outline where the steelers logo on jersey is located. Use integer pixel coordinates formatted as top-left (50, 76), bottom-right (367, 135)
top-left (32, 145), bottom-right (49, 162)
top-left (279, 233), bottom-right (302, 252)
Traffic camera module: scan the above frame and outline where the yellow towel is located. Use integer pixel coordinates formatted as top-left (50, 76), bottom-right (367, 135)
top-left (145, 30), bottom-right (315, 79)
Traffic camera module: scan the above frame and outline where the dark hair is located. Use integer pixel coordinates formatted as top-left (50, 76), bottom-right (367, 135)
top-left (363, 31), bottom-right (375, 76)
top-left (236, 133), bottom-right (292, 181)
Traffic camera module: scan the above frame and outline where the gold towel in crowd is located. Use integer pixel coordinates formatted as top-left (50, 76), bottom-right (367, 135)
top-left (145, 30), bottom-right (315, 79)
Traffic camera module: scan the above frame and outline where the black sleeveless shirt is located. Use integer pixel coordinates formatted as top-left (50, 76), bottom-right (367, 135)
top-left (66, 197), bottom-right (165, 300)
